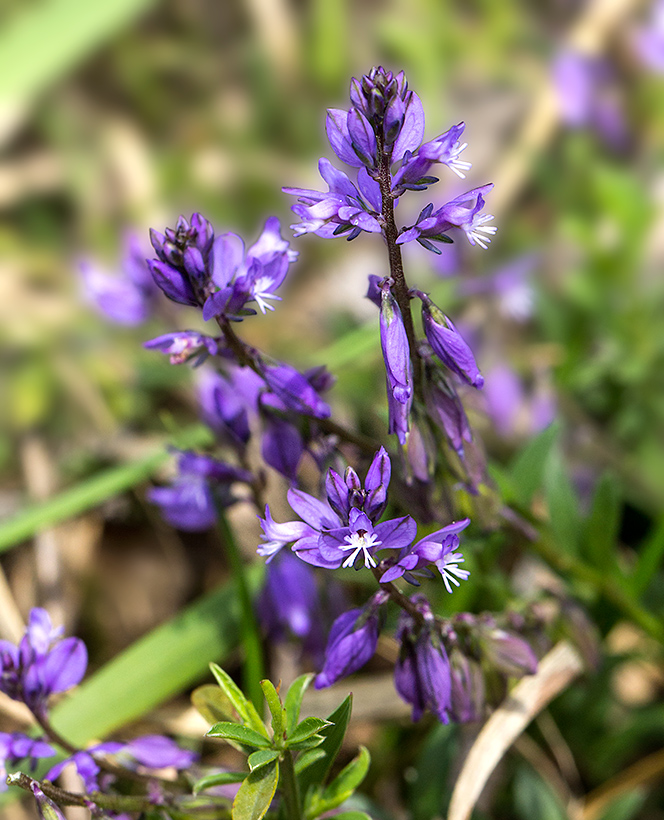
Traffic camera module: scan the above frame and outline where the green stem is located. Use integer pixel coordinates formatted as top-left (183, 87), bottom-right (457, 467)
top-left (216, 508), bottom-right (266, 711)
top-left (279, 750), bottom-right (303, 820)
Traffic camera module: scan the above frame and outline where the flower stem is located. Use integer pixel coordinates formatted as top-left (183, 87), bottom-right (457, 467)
top-left (279, 750), bottom-right (303, 820)
top-left (215, 506), bottom-right (266, 712)
top-left (377, 137), bottom-right (423, 397)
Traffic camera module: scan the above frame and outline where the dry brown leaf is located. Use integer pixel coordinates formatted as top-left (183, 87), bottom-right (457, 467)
top-left (447, 641), bottom-right (584, 820)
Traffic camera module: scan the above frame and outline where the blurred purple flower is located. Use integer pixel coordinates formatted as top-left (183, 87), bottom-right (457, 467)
top-left (261, 414), bottom-right (304, 482)
top-left (149, 451), bottom-right (252, 531)
top-left (0, 734), bottom-right (56, 792)
top-left (120, 735), bottom-right (197, 770)
top-left (634, 0), bottom-right (664, 72)
top-left (423, 365), bottom-right (473, 457)
top-left (144, 331), bottom-right (220, 366)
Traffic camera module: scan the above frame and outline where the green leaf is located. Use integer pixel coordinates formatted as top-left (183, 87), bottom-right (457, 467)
top-left (286, 735), bottom-right (326, 751)
top-left (328, 813), bottom-right (373, 820)
top-left (543, 444), bottom-right (581, 555)
top-left (583, 472), bottom-right (621, 571)
top-left (0, 425), bottom-right (211, 554)
top-left (630, 516), bottom-right (664, 597)
top-left (209, 664), bottom-right (269, 739)
top-left (284, 673), bottom-right (314, 735)
top-left (248, 750), bottom-right (280, 772)
top-left (193, 771), bottom-right (247, 795)
top-left (508, 423), bottom-right (559, 507)
top-left (308, 746), bottom-right (370, 817)
top-left (287, 717), bottom-right (332, 746)
top-left (260, 679), bottom-right (286, 742)
top-left (293, 749), bottom-right (327, 775)
top-left (232, 760), bottom-right (279, 820)
top-left (49, 574), bottom-right (255, 746)
top-left (297, 695), bottom-right (352, 799)
top-left (191, 684), bottom-right (237, 725)
top-left (207, 721), bottom-right (272, 750)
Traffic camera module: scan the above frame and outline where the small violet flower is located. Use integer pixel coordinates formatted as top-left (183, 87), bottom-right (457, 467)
top-left (379, 280), bottom-right (413, 444)
top-left (418, 292), bottom-right (484, 389)
top-left (144, 331), bottom-right (220, 366)
top-left (314, 594), bottom-right (386, 689)
top-left (0, 734), bottom-right (56, 792)
top-left (149, 450), bottom-right (252, 531)
top-left (0, 608), bottom-right (87, 716)
top-left (397, 185), bottom-right (496, 252)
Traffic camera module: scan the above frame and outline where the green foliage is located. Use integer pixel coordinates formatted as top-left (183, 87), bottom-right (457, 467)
top-left (198, 671), bottom-right (368, 820)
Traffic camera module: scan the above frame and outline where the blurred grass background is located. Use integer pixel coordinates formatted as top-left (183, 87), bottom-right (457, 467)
top-left (1, 0), bottom-right (664, 818)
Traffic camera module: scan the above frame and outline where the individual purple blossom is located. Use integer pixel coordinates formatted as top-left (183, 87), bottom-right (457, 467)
top-left (256, 550), bottom-right (326, 659)
top-left (417, 293), bottom-right (484, 389)
top-left (148, 451), bottom-right (252, 531)
top-left (391, 122), bottom-right (472, 195)
top-left (0, 608), bottom-right (87, 715)
top-left (325, 446), bottom-right (391, 524)
top-left (395, 614), bottom-right (452, 723)
top-left (634, 0), bottom-right (664, 72)
top-left (46, 743), bottom-right (122, 792)
top-left (261, 414), bottom-right (304, 482)
top-left (551, 50), bottom-right (628, 150)
top-left (423, 363), bottom-right (473, 457)
top-left (314, 594), bottom-right (386, 689)
top-left (197, 367), bottom-right (262, 446)
top-left (398, 184), bottom-right (496, 252)
top-left (283, 159), bottom-right (383, 241)
top-left (260, 362), bottom-right (331, 419)
top-left (318, 508), bottom-right (417, 570)
top-left (380, 518), bottom-right (470, 588)
top-left (0, 734), bottom-right (56, 792)
top-left (479, 625), bottom-right (538, 678)
top-left (80, 233), bottom-right (157, 326)
top-left (449, 648), bottom-right (485, 723)
top-left (380, 281), bottom-right (413, 444)
top-left (144, 331), bottom-right (220, 366)
top-left (119, 735), bottom-right (197, 770)
top-left (257, 501), bottom-right (322, 563)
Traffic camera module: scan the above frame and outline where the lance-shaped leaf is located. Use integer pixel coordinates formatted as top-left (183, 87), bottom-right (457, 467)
top-left (260, 679), bottom-right (286, 742)
top-left (232, 759), bottom-right (279, 820)
top-left (286, 716), bottom-right (332, 747)
top-left (294, 749), bottom-right (327, 775)
top-left (191, 684), bottom-right (237, 724)
top-left (193, 771), bottom-right (247, 795)
top-left (307, 746), bottom-right (371, 817)
top-left (285, 673), bottom-right (314, 735)
top-left (297, 694), bottom-right (353, 798)
top-left (210, 663), bottom-right (269, 738)
top-left (248, 750), bottom-right (280, 772)
top-left (207, 721), bottom-right (273, 750)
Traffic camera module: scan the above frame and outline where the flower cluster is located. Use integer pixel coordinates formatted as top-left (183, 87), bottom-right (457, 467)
top-left (284, 66), bottom-right (496, 252)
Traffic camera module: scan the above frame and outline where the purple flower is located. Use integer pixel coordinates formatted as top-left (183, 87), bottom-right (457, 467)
top-left (46, 744), bottom-right (121, 792)
top-left (423, 365), bottom-right (473, 457)
top-left (261, 414), bottom-right (304, 482)
top-left (314, 597), bottom-right (384, 689)
top-left (483, 363), bottom-right (556, 439)
top-left (148, 451), bottom-right (252, 531)
top-left (418, 293), bottom-right (483, 389)
top-left (0, 734), bottom-right (56, 792)
top-left (144, 331), bottom-right (220, 366)
top-left (149, 213), bottom-right (213, 307)
top-left (391, 122), bottom-right (471, 195)
top-left (120, 735), bottom-right (197, 770)
top-left (395, 621), bottom-right (452, 723)
top-left (256, 504), bottom-right (317, 563)
top-left (197, 367), bottom-right (262, 446)
top-left (326, 446), bottom-right (392, 524)
top-left (261, 362), bottom-right (331, 419)
top-left (379, 281), bottom-right (413, 444)
top-left (380, 518), bottom-right (470, 587)
top-left (283, 159), bottom-right (383, 240)
top-left (449, 648), bottom-right (485, 723)
top-left (256, 550), bottom-right (325, 655)
top-left (398, 185), bottom-right (496, 252)
top-left (80, 233), bottom-right (157, 326)
top-left (479, 626), bottom-right (538, 678)
top-left (318, 508), bottom-right (417, 570)
top-left (0, 608), bottom-right (87, 715)
top-left (552, 50), bottom-right (628, 150)
top-left (634, 1), bottom-right (664, 72)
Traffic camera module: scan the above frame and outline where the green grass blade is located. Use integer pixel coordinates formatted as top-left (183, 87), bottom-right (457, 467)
top-left (0, 425), bottom-right (211, 554)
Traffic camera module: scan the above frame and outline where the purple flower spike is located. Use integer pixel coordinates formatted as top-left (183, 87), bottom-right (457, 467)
top-left (395, 619), bottom-right (452, 723)
top-left (419, 293), bottom-right (484, 389)
top-left (144, 331), bottom-right (219, 366)
top-left (380, 281), bottom-right (413, 443)
top-left (314, 601), bottom-right (382, 689)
